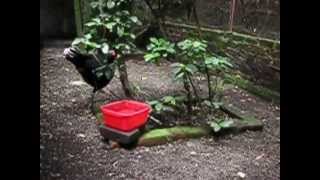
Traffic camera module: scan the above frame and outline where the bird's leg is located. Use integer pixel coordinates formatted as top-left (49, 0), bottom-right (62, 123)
top-left (90, 90), bottom-right (97, 114)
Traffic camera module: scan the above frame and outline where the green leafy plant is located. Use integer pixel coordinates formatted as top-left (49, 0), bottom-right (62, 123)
top-left (209, 118), bottom-right (234, 133)
top-left (147, 95), bottom-right (185, 114)
top-left (177, 39), bottom-right (208, 60)
top-left (144, 37), bottom-right (233, 114)
top-left (72, 0), bottom-right (142, 56)
top-left (144, 38), bottom-right (176, 64)
top-left (71, 0), bottom-right (143, 98)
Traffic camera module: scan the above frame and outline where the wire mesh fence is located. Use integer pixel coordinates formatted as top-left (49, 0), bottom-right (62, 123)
top-left (165, 0), bottom-right (280, 40)
top-left (74, 0), bottom-right (279, 41)
top-left (73, 0), bottom-right (280, 92)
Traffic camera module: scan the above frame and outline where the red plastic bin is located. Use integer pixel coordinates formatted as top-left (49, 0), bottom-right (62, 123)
top-left (100, 100), bottom-right (151, 132)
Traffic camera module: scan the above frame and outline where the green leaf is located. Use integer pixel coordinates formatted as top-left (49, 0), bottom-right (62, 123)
top-left (203, 100), bottom-right (212, 107)
top-left (105, 22), bottom-right (116, 30)
top-left (171, 63), bottom-right (182, 68)
top-left (72, 38), bottom-right (83, 46)
top-left (90, 2), bottom-right (99, 8)
top-left (219, 120), bottom-right (234, 128)
top-left (85, 22), bottom-right (96, 27)
top-left (186, 64), bottom-right (198, 73)
top-left (150, 37), bottom-right (158, 44)
top-left (130, 34), bottom-right (136, 39)
top-left (130, 16), bottom-right (138, 23)
top-left (212, 102), bottom-right (223, 109)
top-left (175, 96), bottom-right (186, 102)
top-left (162, 96), bottom-right (174, 103)
top-left (144, 52), bottom-right (160, 62)
top-left (117, 27), bottom-right (124, 37)
top-left (155, 103), bottom-right (163, 112)
top-left (193, 41), bottom-right (202, 47)
top-left (175, 72), bottom-right (185, 79)
top-left (84, 34), bottom-right (92, 40)
top-left (101, 43), bottom-right (109, 54)
top-left (172, 67), bottom-right (182, 75)
top-left (92, 18), bottom-right (101, 24)
top-left (86, 41), bottom-right (100, 48)
top-left (148, 100), bottom-right (159, 106)
top-left (107, 0), bottom-right (115, 9)
top-left (210, 121), bottom-right (221, 132)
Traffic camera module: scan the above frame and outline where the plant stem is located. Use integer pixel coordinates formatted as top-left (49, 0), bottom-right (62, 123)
top-left (205, 67), bottom-right (213, 100)
top-left (214, 73), bottom-right (220, 101)
top-left (117, 57), bottom-right (134, 99)
top-left (183, 76), bottom-right (192, 114)
top-left (187, 74), bottom-right (200, 100)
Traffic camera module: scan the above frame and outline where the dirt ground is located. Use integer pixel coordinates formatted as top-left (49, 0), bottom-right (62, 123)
top-left (40, 45), bottom-right (280, 180)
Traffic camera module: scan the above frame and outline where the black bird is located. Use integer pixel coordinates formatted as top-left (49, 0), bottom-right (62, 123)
top-left (63, 47), bottom-right (118, 112)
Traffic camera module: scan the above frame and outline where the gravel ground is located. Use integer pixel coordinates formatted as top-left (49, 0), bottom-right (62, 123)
top-left (40, 46), bottom-right (280, 180)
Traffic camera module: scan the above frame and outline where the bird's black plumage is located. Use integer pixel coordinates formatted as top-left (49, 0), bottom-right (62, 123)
top-left (63, 47), bottom-right (117, 92)
top-left (63, 47), bottom-right (118, 114)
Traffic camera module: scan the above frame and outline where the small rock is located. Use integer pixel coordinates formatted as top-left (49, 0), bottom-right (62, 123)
top-left (255, 154), bottom-right (265, 160)
top-left (186, 142), bottom-right (193, 147)
top-left (110, 141), bottom-right (120, 149)
top-left (71, 99), bottom-right (76, 103)
top-left (190, 151), bottom-right (197, 155)
top-left (40, 145), bottom-right (45, 150)
top-left (237, 172), bottom-right (246, 178)
top-left (70, 81), bottom-right (86, 86)
top-left (68, 153), bottom-right (75, 158)
top-left (50, 173), bottom-right (61, 177)
top-left (67, 122), bottom-right (72, 126)
top-left (276, 117), bottom-right (280, 120)
top-left (77, 133), bottom-right (86, 138)
top-left (52, 102), bottom-right (57, 106)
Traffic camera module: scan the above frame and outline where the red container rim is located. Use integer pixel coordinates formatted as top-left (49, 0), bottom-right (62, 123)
top-left (100, 100), bottom-right (151, 118)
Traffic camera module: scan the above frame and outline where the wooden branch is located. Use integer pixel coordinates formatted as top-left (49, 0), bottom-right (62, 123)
top-left (269, 65), bottom-right (280, 72)
top-left (150, 116), bottom-right (163, 125)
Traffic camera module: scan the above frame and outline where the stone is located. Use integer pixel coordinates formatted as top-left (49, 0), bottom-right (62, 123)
top-left (98, 125), bottom-right (142, 145)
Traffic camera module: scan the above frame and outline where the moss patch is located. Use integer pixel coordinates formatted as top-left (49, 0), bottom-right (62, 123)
top-left (224, 74), bottom-right (280, 104)
top-left (138, 126), bottom-right (212, 146)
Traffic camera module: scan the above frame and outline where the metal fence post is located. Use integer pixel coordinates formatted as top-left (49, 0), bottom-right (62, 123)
top-left (74, 0), bottom-right (83, 36)
top-left (229, 0), bottom-right (236, 32)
